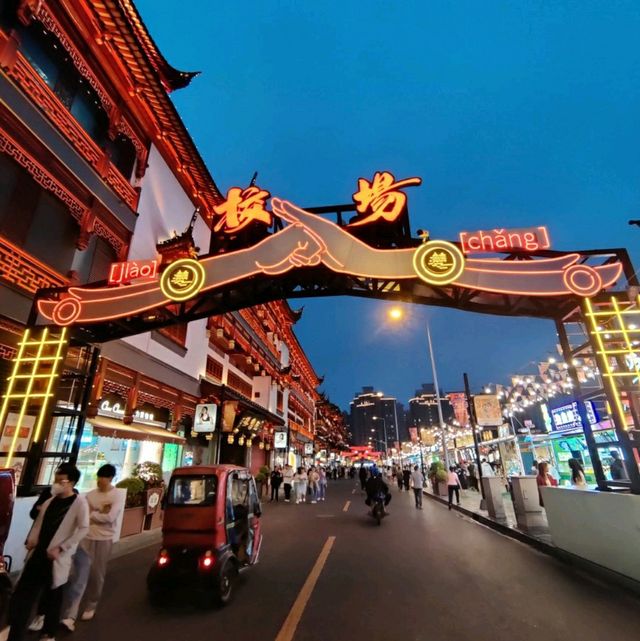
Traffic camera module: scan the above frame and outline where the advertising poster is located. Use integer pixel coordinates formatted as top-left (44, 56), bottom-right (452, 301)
top-left (0, 414), bottom-right (36, 483)
top-left (473, 395), bottom-right (503, 427)
top-left (304, 442), bottom-right (313, 455)
top-left (193, 403), bottom-right (217, 433)
top-left (447, 392), bottom-right (469, 426)
top-left (274, 431), bottom-right (288, 449)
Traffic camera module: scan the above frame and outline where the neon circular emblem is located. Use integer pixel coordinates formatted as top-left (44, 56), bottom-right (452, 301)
top-left (160, 258), bottom-right (206, 302)
top-left (413, 240), bottom-right (465, 286)
top-left (563, 264), bottom-right (603, 297)
top-left (51, 297), bottom-right (82, 326)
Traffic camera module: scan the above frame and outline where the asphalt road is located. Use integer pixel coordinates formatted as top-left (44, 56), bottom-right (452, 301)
top-left (61, 481), bottom-right (640, 641)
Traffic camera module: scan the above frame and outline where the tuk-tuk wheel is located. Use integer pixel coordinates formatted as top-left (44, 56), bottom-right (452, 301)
top-left (216, 562), bottom-right (236, 606)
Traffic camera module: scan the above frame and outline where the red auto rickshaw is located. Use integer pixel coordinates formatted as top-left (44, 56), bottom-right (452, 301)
top-left (147, 465), bottom-right (262, 606)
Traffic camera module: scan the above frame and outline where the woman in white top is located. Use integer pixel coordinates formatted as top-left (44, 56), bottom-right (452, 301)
top-left (568, 458), bottom-right (587, 488)
top-left (294, 468), bottom-right (308, 504)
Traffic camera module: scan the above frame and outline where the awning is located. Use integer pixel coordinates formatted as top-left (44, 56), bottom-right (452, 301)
top-left (200, 381), bottom-right (285, 427)
top-left (88, 416), bottom-right (185, 445)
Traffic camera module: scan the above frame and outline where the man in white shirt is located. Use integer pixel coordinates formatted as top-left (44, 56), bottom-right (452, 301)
top-left (410, 466), bottom-right (425, 509)
top-left (60, 464), bottom-right (124, 630)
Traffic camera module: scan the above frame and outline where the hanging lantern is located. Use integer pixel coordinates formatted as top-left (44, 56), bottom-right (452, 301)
top-left (259, 441), bottom-right (265, 450)
top-left (246, 438), bottom-right (252, 448)
top-left (266, 443), bottom-right (271, 450)
top-left (227, 434), bottom-right (234, 444)
top-left (238, 435), bottom-right (245, 446)
top-left (190, 431), bottom-right (197, 438)
top-left (205, 433), bottom-right (213, 441)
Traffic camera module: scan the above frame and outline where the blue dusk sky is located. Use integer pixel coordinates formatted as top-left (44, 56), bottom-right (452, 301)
top-left (137, 0), bottom-right (640, 409)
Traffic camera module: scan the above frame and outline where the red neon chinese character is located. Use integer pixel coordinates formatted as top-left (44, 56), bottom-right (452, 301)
top-left (213, 186), bottom-right (272, 233)
top-left (350, 171), bottom-right (421, 227)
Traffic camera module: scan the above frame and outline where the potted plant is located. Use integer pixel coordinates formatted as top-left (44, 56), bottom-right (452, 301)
top-left (132, 461), bottom-right (165, 530)
top-left (428, 461), bottom-right (449, 496)
top-left (255, 465), bottom-right (270, 498)
top-left (116, 476), bottom-right (145, 537)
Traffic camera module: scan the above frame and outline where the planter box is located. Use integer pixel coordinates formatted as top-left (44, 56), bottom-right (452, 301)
top-left (437, 481), bottom-right (449, 497)
top-left (120, 507), bottom-right (145, 538)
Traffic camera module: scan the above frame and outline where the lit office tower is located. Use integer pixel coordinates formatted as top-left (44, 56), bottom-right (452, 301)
top-left (349, 386), bottom-right (402, 448)
top-left (408, 383), bottom-right (454, 430)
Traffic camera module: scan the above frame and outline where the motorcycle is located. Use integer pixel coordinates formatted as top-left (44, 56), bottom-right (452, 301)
top-left (368, 493), bottom-right (389, 526)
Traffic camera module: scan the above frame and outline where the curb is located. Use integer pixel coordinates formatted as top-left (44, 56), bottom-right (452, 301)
top-left (423, 489), bottom-right (640, 596)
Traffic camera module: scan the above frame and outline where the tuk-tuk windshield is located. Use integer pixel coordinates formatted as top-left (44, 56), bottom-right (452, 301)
top-left (168, 475), bottom-right (217, 506)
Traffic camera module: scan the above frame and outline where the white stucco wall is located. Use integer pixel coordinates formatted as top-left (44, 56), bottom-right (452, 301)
top-left (121, 144), bottom-right (212, 380)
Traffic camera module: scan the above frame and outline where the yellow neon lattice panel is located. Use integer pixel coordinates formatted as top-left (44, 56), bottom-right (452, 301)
top-left (0, 327), bottom-right (68, 465)
top-left (584, 295), bottom-right (640, 430)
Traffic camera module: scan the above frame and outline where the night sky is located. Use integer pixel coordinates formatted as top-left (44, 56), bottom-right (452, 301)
top-left (137, 0), bottom-right (640, 409)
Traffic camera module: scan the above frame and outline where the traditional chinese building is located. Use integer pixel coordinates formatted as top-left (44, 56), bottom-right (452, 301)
top-left (0, 0), bottom-right (328, 562)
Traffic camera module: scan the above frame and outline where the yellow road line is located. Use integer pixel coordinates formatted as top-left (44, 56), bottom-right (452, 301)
top-left (343, 501), bottom-right (350, 512)
top-left (275, 536), bottom-right (336, 641)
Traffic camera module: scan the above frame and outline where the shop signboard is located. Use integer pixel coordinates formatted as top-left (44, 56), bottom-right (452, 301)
top-left (235, 413), bottom-right (265, 432)
top-left (194, 403), bottom-right (218, 433)
top-left (274, 431), bottom-right (288, 449)
top-left (108, 259), bottom-right (158, 286)
top-left (221, 401), bottom-right (239, 432)
top-left (99, 395), bottom-right (169, 427)
top-left (549, 400), bottom-right (598, 432)
top-left (473, 395), bottom-right (503, 427)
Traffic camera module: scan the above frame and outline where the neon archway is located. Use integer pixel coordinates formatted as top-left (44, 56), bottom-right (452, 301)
top-left (2, 171), bottom-right (639, 494)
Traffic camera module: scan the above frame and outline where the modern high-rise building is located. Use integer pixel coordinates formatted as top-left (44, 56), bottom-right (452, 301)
top-left (349, 386), bottom-right (402, 448)
top-left (408, 383), bottom-right (454, 430)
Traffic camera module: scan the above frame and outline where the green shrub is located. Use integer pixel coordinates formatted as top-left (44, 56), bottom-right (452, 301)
top-left (255, 472), bottom-right (267, 483)
top-left (132, 461), bottom-right (164, 488)
top-left (116, 477), bottom-right (145, 508)
top-left (259, 465), bottom-right (270, 476)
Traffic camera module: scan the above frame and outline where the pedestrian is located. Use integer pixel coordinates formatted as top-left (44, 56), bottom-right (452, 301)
top-left (282, 464), bottom-right (294, 502)
top-left (536, 461), bottom-right (558, 506)
top-left (8, 463), bottom-right (88, 641)
top-left (59, 464), bottom-right (124, 631)
top-left (318, 466), bottom-right (327, 502)
top-left (358, 465), bottom-right (368, 491)
top-left (530, 460), bottom-right (539, 475)
top-left (609, 451), bottom-right (628, 481)
top-left (396, 466), bottom-right (403, 491)
top-left (456, 463), bottom-right (469, 490)
top-left (294, 467), bottom-right (307, 504)
top-left (308, 466), bottom-right (320, 504)
top-left (410, 465), bottom-right (424, 509)
top-left (402, 467), bottom-right (411, 491)
top-left (447, 466), bottom-right (461, 510)
top-left (568, 458), bottom-right (587, 488)
top-left (480, 458), bottom-right (495, 477)
top-left (467, 461), bottom-right (478, 492)
top-left (26, 480), bottom-right (79, 634)
top-left (270, 466), bottom-right (283, 502)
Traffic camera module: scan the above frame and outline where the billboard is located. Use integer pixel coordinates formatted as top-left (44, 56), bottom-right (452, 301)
top-left (274, 431), bottom-right (288, 448)
top-left (473, 395), bottom-right (503, 427)
top-left (193, 403), bottom-right (217, 433)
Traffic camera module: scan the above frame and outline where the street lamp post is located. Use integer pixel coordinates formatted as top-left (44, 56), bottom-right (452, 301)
top-left (372, 417), bottom-right (388, 459)
top-left (426, 322), bottom-right (450, 470)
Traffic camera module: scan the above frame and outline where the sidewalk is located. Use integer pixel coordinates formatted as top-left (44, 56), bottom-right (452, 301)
top-left (423, 485), bottom-right (553, 547)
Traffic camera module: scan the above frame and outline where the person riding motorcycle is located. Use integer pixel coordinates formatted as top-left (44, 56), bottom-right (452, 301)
top-left (365, 471), bottom-right (391, 509)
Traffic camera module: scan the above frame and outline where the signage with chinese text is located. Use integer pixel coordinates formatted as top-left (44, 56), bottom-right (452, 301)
top-left (550, 400), bottom-right (598, 432)
top-left (459, 227), bottom-right (550, 255)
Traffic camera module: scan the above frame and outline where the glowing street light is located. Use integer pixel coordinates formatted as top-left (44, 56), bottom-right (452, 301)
top-left (388, 306), bottom-right (403, 321)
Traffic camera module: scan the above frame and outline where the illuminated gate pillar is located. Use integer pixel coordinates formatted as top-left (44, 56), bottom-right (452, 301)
top-left (582, 295), bottom-right (640, 493)
top-left (0, 327), bottom-right (99, 494)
